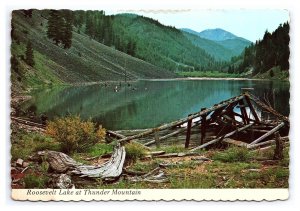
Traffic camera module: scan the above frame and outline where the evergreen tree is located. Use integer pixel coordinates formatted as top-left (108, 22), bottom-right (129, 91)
top-left (23, 9), bottom-right (33, 18)
top-left (85, 14), bottom-right (95, 39)
top-left (234, 22), bottom-right (289, 76)
top-left (11, 55), bottom-right (19, 73)
top-left (11, 23), bottom-right (17, 41)
top-left (61, 10), bottom-right (73, 49)
top-left (25, 41), bottom-right (34, 66)
top-left (47, 10), bottom-right (64, 45)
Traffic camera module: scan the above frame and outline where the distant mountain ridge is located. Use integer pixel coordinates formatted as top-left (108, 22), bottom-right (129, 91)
top-left (181, 28), bottom-right (252, 59)
top-left (198, 28), bottom-right (238, 41)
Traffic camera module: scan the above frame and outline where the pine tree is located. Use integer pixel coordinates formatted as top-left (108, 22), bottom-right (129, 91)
top-left (25, 41), bottom-right (34, 66)
top-left (85, 14), bottom-right (95, 39)
top-left (47, 10), bottom-right (64, 45)
top-left (61, 10), bottom-right (73, 49)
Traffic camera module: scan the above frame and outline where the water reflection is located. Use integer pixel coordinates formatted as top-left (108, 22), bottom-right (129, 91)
top-left (21, 79), bottom-right (290, 130)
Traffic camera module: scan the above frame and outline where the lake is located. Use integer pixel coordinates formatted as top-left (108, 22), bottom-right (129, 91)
top-left (21, 79), bottom-right (290, 130)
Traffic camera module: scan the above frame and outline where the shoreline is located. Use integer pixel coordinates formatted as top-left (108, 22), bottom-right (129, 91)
top-left (140, 77), bottom-right (268, 81)
top-left (19, 77), bottom-right (287, 92)
top-left (77, 77), bottom-right (269, 84)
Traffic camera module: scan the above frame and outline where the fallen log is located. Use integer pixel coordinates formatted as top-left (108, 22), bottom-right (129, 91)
top-left (146, 151), bottom-right (166, 156)
top-left (37, 144), bottom-right (126, 178)
top-left (128, 167), bottom-right (168, 183)
top-left (107, 130), bottom-right (151, 150)
top-left (247, 136), bottom-right (289, 149)
top-left (223, 138), bottom-right (248, 147)
top-left (190, 123), bottom-right (254, 152)
top-left (249, 122), bottom-right (285, 145)
top-left (107, 130), bottom-right (126, 139)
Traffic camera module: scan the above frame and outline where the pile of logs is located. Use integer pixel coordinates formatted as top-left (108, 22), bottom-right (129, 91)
top-left (108, 92), bottom-right (289, 151)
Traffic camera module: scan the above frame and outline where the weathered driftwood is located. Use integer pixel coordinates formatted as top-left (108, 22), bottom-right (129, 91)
top-left (190, 123), bottom-right (254, 151)
top-left (37, 150), bottom-right (80, 173)
top-left (56, 174), bottom-right (74, 189)
top-left (247, 136), bottom-right (288, 149)
top-left (117, 94), bottom-right (246, 144)
top-left (249, 122), bottom-right (285, 145)
top-left (37, 144), bottom-right (126, 178)
top-left (128, 167), bottom-right (168, 183)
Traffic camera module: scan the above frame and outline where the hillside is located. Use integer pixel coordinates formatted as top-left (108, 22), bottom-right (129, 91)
top-left (182, 31), bottom-right (236, 61)
top-left (233, 22), bottom-right (289, 79)
top-left (11, 10), bottom-right (176, 92)
top-left (181, 28), bottom-right (251, 59)
top-left (216, 38), bottom-right (252, 55)
top-left (111, 14), bottom-right (219, 71)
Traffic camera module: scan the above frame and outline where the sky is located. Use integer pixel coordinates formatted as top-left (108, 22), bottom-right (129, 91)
top-left (108, 9), bottom-right (289, 42)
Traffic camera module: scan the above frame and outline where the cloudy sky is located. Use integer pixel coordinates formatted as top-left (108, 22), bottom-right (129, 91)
top-left (109, 9), bottom-right (289, 42)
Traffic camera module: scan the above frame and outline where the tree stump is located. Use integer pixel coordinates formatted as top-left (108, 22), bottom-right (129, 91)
top-left (273, 132), bottom-right (283, 160)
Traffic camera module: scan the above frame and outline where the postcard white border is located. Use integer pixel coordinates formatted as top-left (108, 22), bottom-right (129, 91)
top-left (1, 0), bottom-right (300, 210)
top-left (12, 189), bottom-right (288, 201)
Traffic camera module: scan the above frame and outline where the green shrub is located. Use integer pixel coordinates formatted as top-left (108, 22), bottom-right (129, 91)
top-left (46, 116), bottom-right (106, 153)
top-left (212, 146), bottom-right (250, 162)
top-left (125, 142), bottom-right (147, 162)
top-left (87, 143), bottom-right (113, 157)
top-left (11, 132), bottom-right (60, 160)
top-left (24, 174), bottom-right (49, 189)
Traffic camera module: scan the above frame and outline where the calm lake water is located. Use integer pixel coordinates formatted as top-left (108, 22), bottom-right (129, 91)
top-left (22, 79), bottom-right (290, 130)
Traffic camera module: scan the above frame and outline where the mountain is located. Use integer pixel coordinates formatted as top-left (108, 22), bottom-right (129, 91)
top-left (111, 14), bottom-right (221, 71)
top-left (181, 31), bottom-right (236, 61)
top-left (181, 28), bottom-right (252, 58)
top-left (11, 10), bottom-right (176, 92)
top-left (198, 28), bottom-right (238, 41)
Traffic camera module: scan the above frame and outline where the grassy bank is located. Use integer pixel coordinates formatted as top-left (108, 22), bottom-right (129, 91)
top-left (253, 66), bottom-right (289, 80)
top-left (177, 71), bottom-right (242, 78)
top-left (11, 121), bottom-right (289, 189)
top-left (86, 145), bottom-right (289, 189)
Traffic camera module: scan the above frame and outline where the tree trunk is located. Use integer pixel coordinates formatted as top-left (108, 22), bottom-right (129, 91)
top-left (37, 144), bottom-right (126, 178)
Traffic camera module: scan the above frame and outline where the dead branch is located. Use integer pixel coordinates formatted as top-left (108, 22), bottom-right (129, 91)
top-left (190, 123), bottom-right (254, 151)
top-left (249, 122), bottom-right (285, 145)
